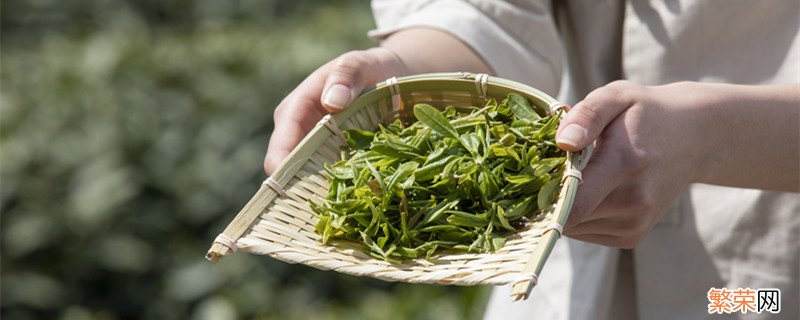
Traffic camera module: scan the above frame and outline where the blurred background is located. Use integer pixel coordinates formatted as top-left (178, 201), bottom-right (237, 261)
top-left (0, 1), bottom-right (490, 319)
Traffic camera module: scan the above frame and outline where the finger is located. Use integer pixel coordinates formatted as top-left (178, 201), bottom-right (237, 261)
top-left (563, 138), bottom-right (627, 229)
top-left (320, 48), bottom-right (404, 112)
top-left (264, 68), bottom-right (330, 175)
top-left (556, 80), bottom-right (639, 151)
top-left (573, 183), bottom-right (651, 223)
top-left (265, 48), bottom-right (405, 175)
top-left (567, 233), bottom-right (639, 249)
top-left (565, 216), bottom-right (647, 239)
top-left (263, 105), bottom-right (325, 175)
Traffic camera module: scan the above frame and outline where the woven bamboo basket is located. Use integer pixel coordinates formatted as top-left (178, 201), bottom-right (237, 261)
top-left (206, 72), bottom-right (593, 301)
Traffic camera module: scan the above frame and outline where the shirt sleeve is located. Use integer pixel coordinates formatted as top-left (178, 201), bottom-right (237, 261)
top-left (368, 0), bottom-right (564, 97)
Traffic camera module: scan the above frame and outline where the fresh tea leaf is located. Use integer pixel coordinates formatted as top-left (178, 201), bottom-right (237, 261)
top-left (507, 93), bottom-right (540, 121)
top-left (413, 104), bottom-right (459, 140)
top-left (312, 93), bottom-right (568, 261)
top-left (343, 129), bottom-right (375, 150)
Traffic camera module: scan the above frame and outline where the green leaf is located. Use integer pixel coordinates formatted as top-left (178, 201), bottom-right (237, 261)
top-left (507, 93), bottom-right (540, 121)
top-left (538, 176), bottom-right (561, 211)
top-left (446, 210), bottom-right (490, 227)
top-left (534, 111), bottom-right (559, 139)
top-left (386, 162), bottom-right (419, 193)
top-left (418, 198), bottom-right (459, 227)
top-left (534, 157), bottom-right (565, 176)
top-left (490, 235), bottom-right (506, 251)
top-left (413, 104), bottom-right (459, 140)
top-left (343, 129), bottom-right (375, 150)
top-left (477, 167), bottom-right (499, 199)
top-left (499, 133), bottom-right (516, 146)
top-left (495, 205), bottom-right (514, 231)
top-left (459, 132), bottom-right (481, 158)
top-left (417, 225), bottom-right (460, 233)
top-left (359, 230), bottom-right (386, 258)
top-left (325, 162), bottom-right (353, 180)
top-left (505, 174), bottom-right (535, 185)
top-left (414, 155), bottom-right (456, 181)
top-left (312, 92), bottom-right (567, 261)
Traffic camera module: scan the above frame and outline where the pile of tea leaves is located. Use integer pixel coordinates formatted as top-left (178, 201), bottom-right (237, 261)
top-left (310, 93), bottom-right (566, 262)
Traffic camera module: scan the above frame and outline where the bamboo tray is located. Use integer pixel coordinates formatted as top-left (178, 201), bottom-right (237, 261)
top-left (206, 72), bottom-right (593, 300)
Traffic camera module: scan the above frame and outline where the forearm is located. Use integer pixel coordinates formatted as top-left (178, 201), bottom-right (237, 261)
top-left (691, 83), bottom-right (800, 191)
top-left (380, 28), bottom-right (493, 76)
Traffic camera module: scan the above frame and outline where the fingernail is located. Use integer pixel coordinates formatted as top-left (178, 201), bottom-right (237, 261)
top-left (557, 124), bottom-right (587, 147)
top-left (323, 84), bottom-right (351, 110)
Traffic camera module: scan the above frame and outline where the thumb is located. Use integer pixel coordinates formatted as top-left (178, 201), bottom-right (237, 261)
top-left (321, 48), bottom-right (405, 113)
top-left (556, 81), bottom-right (638, 151)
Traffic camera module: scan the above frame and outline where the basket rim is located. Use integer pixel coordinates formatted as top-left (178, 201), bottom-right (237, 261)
top-left (332, 72), bottom-right (561, 125)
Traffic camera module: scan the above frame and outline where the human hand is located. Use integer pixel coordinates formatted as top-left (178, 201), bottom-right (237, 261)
top-left (263, 48), bottom-right (408, 175)
top-left (264, 27), bottom-right (493, 175)
top-left (557, 81), bottom-right (707, 248)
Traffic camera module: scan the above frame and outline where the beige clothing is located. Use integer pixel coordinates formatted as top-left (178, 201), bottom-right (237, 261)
top-left (369, 1), bottom-right (800, 319)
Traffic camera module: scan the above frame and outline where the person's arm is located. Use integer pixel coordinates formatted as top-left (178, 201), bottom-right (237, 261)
top-left (557, 81), bottom-right (800, 248)
top-left (688, 83), bottom-right (799, 190)
top-left (264, 28), bottom-right (491, 174)
top-left (381, 28), bottom-right (494, 78)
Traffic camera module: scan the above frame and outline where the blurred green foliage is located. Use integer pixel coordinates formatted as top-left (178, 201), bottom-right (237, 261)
top-left (1, 1), bottom-right (490, 319)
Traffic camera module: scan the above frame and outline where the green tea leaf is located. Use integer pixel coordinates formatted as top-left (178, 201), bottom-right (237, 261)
top-left (490, 235), bottom-right (506, 251)
top-left (505, 174), bottom-right (535, 185)
top-left (312, 93), bottom-right (568, 261)
top-left (538, 176), bottom-right (561, 211)
top-left (386, 162), bottom-right (419, 193)
top-left (419, 198), bottom-right (459, 227)
top-left (446, 210), bottom-right (490, 227)
top-left (413, 104), bottom-right (459, 140)
top-left (415, 155), bottom-right (457, 181)
top-left (507, 93), bottom-right (540, 121)
top-left (495, 205), bottom-right (515, 231)
top-left (343, 129), bottom-right (375, 150)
